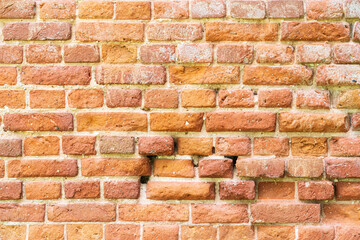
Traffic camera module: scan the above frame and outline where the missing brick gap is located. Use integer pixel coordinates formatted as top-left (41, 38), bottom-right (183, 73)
top-left (227, 156), bottom-right (238, 167)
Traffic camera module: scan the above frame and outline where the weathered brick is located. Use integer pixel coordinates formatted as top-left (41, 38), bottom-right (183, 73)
top-left (219, 226), bottom-right (255, 240)
top-left (75, 22), bottom-right (144, 42)
top-left (68, 89), bottom-right (104, 108)
top-left (336, 89), bottom-right (360, 109)
top-left (181, 89), bottom-right (216, 107)
top-left (279, 113), bottom-right (349, 132)
top-left (28, 225), bottom-right (64, 240)
top-left (317, 65), bottom-right (360, 86)
top-left (154, 0), bottom-right (189, 19)
top-left (336, 182), bottom-right (360, 200)
top-left (78, 0), bottom-right (113, 19)
top-left (30, 90), bottom-right (65, 109)
top-left (150, 112), bottom-right (204, 132)
top-left (216, 44), bottom-right (253, 63)
top-left (48, 203), bottom-right (116, 222)
top-left (219, 181), bottom-right (255, 200)
top-left (291, 137), bottom-right (328, 157)
top-left (178, 43), bottom-right (213, 63)
top-left (323, 204), bottom-right (360, 224)
top-left (0, 45), bottom-right (23, 64)
top-left (215, 137), bottom-right (251, 156)
top-left (268, 0), bottom-right (304, 18)
top-left (257, 226), bottom-right (295, 240)
top-left (39, 0), bottom-right (75, 19)
top-left (177, 137), bottom-right (212, 155)
top-left (296, 90), bottom-right (330, 109)
top-left (258, 88), bottom-right (293, 108)
top-left (64, 44), bottom-right (100, 63)
top-left (206, 22), bottom-right (278, 41)
top-left (3, 22), bottom-right (71, 41)
top-left (65, 181), bottom-right (100, 199)
top-left (105, 224), bottom-right (140, 240)
top-left (326, 158), bottom-right (360, 178)
top-left (281, 22), bottom-right (350, 41)
top-left (0, 0), bottom-right (36, 19)
top-left (140, 44), bottom-right (176, 63)
top-left (218, 89), bottom-right (255, 108)
top-left (24, 136), bottom-right (60, 156)
top-left (237, 159), bottom-right (285, 178)
top-left (153, 159), bottom-right (195, 178)
top-left (353, 113), bottom-right (360, 131)
top-left (99, 136), bottom-right (135, 154)
top-left (8, 159), bottom-right (78, 178)
top-left (243, 65), bottom-right (313, 85)
top-left (67, 224), bottom-right (103, 240)
top-left (335, 226), bottom-right (360, 240)
top-left (77, 112), bottom-right (147, 131)
top-left (298, 226), bottom-right (335, 240)
top-left (25, 182), bottom-right (61, 200)
top-left (307, 0), bottom-right (343, 19)
top-left (0, 181), bottom-right (22, 200)
top-left (4, 113), bottom-right (73, 131)
top-left (63, 136), bottom-right (97, 155)
top-left (104, 181), bottom-right (140, 199)
top-left (81, 158), bottom-right (151, 176)
top-left (253, 137), bottom-right (289, 156)
top-left (330, 137), bottom-right (360, 156)
top-left (139, 136), bottom-right (174, 155)
top-left (0, 225), bottom-right (26, 240)
top-left (256, 44), bottom-right (294, 64)
top-left (101, 44), bottom-right (137, 63)
top-left (199, 158), bottom-right (233, 178)
top-left (298, 181), bottom-right (334, 200)
top-left (192, 204), bottom-right (248, 223)
top-left (287, 159), bottom-right (324, 178)
top-left (206, 112), bottom-right (276, 132)
top-left (144, 89), bottom-right (178, 108)
top-left (0, 203), bottom-right (45, 222)
top-left (296, 44), bottom-right (332, 63)
top-left (115, 1), bottom-right (151, 20)
top-left (230, 0), bottom-right (265, 19)
top-left (143, 225), bottom-right (179, 240)
top-left (345, 0), bottom-right (360, 18)
top-left (106, 89), bottom-right (141, 108)
top-left (147, 23), bottom-right (202, 41)
top-left (0, 67), bottom-right (17, 85)
top-left (0, 90), bottom-right (25, 109)
top-left (146, 182), bottom-right (215, 200)
top-left (181, 225), bottom-right (217, 240)
top-left (191, 0), bottom-right (226, 18)
top-left (258, 182), bottom-right (295, 199)
top-left (21, 66), bottom-right (91, 85)
top-left (334, 43), bottom-right (360, 63)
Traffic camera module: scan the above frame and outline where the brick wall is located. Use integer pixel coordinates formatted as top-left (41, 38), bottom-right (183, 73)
top-left (0, 0), bottom-right (359, 239)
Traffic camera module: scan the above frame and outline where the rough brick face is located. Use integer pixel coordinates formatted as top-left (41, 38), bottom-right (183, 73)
top-left (0, 0), bottom-right (358, 234)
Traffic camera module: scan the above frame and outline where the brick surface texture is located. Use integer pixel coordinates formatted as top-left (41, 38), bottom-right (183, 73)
top-left (0, 0), bottom-right (359, 239)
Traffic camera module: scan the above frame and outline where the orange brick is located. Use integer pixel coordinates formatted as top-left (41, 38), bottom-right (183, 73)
top-left (258, 182), bottom-right (295, 199)
top-left (181, 225), bottom-right (217, 240)
top-left (0, 90), bottom-right (25, 109)
top-left (153, 159), bottom-right (195, 178)
top-left (28, 225), bottom-right (64, 240)
top-left (181, 89), bottom-right (216, 107)
top-left (24, 136), bottom-right (60, 156)
top-left (67, 224), bottom-right (103, 240)
top-left (101, 44), bottom-right (137, 63)
top-left (115, 1), bottom-right (151, 20)
top-left (78, 0), bottom-right (113, 19)
top-left (177, 137), bottom-right (213, 155)
top-left (25, 182), bottom-right (61, 200)
top-left (26, 44), bottom-right (61, 63)
top-left (30, 90), bottom-right (65, 109)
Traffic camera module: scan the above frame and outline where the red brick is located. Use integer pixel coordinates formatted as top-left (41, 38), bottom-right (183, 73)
top-left (106, 89), bottom-right (142, 108)
top-left (0, 181), bottom-right (22, 200)
top-left (181, 225), bottom-right (217, 240)
top-left (138, 136), bottom-right (174, 155)
top-left (298, 181), bottom-right (334, 200)
top-left (257, 226), bottom-right (295, 240)
top-left (26, 44), bottom-right (61, 63)
top-left (101, 44), bottom-right (137, 63)
top-left (291, 137), bottom-right (328, 157)
top-left (24, 136), bottom-right (60, 156)
top-left (77, 112), bottom-right (147, 131)
top-left (307, 0), bottom-right (343, 19)
top-left (104, 181), bottom-right (140, 199)
top-left (0, 161), bottom-right (4, 178)
top-left (81, 158), bottom-right (150, 176)
top-left (336, 89), bottom-right (360, 108)
top-left (68, 89), bottom-right (104, 108)
top-left (323, 204), bottom-right (360, 224)
top-left (143, 225), bottom-right (179, 240)
top-left (25, 182), bottom-right (61, 200)
top-left (251, 202), bottom-right (320, 223)
top-left (8, 159), bottom-right (78, 178)
top-left (345, 0), bottom-right (360, 18)
top-left (336, 182), bottom-right (360, 200)
top-left (298, 226), bottom-right (335, 240)
top-left (216, 44), bottom-right (253, 63)
top-left (64, 44), bottom-right (99, 63)
top-left (279, 112), bottom-right (349, 132)
top-left (100, 136), bottom-right (135, 154)
top-left (281, 22), bottom-right (350, 41)
top-left (335, 226), bottom-right (360, 240)
top-left (0, 67), bottom-right (17, 85)
top-left (206, 112), bottom-right (276, 132)
top-left (268, 0), bottom-right (304, 18)
top-left (115, 1), bottom-right (151, 20)
top-left (237, 159), bottom-right (285, 178)
top-left (0, 203), bottom-right (45, 222)
top-left (150, 112), bottom-right (204, 132)
top-left (0, 225), bottom-right (26, 240)
top-left (258, 88), bottom-right (292, 107)
top-left (330, 137), bottom-right (360, 156)
top-left (230, 0), bottom-right (266, 19)
top-left (296, 44), bottom-right (332, 63)
top-left (0, 45), bottom-right (23, 64)
top-left (0, 0), bottom-right (36, 19)
top-left (0, 90), bottom-right (25, 109)
top-left (256, 44), bottom-right (294, 64)
top-left (181, 89), bottom-right (216, 107)
top-left (353, 113), bottom-right (360, 130)
top-left (39, 0), bottom-right (75, 19)
top-left (177, 137), bottom-right (213, 155)
top-left (105, 224), bottom-right (140, 240)
top-left (154, 0), bottom-right (189, 19)
top-left (147, 23), bottom-right (202, 41)
top-left (4, 113), bottom-right (73, 131)
top-left (76, 22), bottom-right (144, 42)
top-left (219, 181), bottom-right (255, 200)
top-left (243, 65), bottom-right (312, 85)
top-left (317, 65), bottom-right (360, 86)
top-left (48, 203), bottom-right (116, 222)
top-left (296, 90), bottom-right (330, 109)
top-left (28, 225), bottom-right (64, 240)
top-left (3, 22), bottom-right (71, 41)
top-left (178, 43), bottom-right (213, 63)
top-left (78, 0), bottom-right (113, 19)
top-left (253, 137), bottom-right (289, 156)
top-left (21, 66), bottom-right (91, 85)
top-left (219, 225), bottom-right (255, 240)
top-left (287, 159), bottom-right (324, 178)
top-left (215, 137), bottom-right (250, 156)
top-left (118, 204), bottom-right (189, 221)
top-left (65, 181), bottom-right (100, 199)
top-left (206, 22), bottom-right (278, 41)
top-left (170, 65), bottom-right (240, 84)
top-left (140, 44), bottom-right (176, 63)
top-left (144, 89), bottom-right (178, 108)
top-left (354, 22), bottom-right (360, 41)
top-left (0, 138), bottom-right (22, 158)
top-left (258, 182), bottom-right (295, 199)
top-left (191, 0), bottom-right (226, 18)
top-left (218, 89), bottom-right (254, 108)
top-left (326, 158), bottom-right (360, 178)
top-left (146, 182), bottom-right (215, 200)
top-left (192, 204), bottom-right (248, 223)
top-left (153, 159), bottom-right (195, 178)
top-left (67, 224), bottom-right (103, 240)
top-left (199, 158), bottom-right (233, 178)
top-left (30, 90), bottom-right (65, 109)
top-left (96, 65), bottom-right (166, 85)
